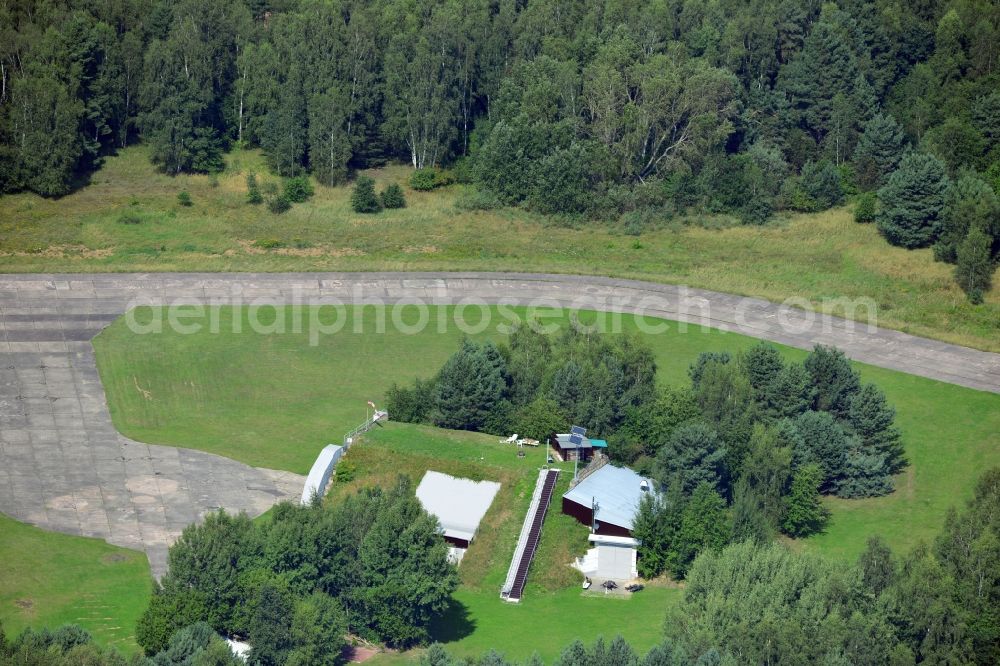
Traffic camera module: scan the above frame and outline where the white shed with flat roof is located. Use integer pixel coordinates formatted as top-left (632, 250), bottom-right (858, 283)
top-left (416, 471), bottom-right (501, 547)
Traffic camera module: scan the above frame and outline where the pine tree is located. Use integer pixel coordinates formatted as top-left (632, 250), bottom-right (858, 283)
top-left (793, 411), bottom-right (849, 492)
top-left (877, 152), bottom-right (950, 249)
top-left (778, 10), bottom-right (863, 145)
top-left (804, 345), bottom-right (861, 417)
top-left (848, 383), bottom-right (905, 473)
top-left (655, 422), bottom-right (728, 497)
top-left (934, 174), bottom-right (999, 264)
top-left (782, 463), bottom-right (828, 537)
top-left (853, 113), bottom-right (906, 190)
top-left (955, 225), bottom-right (994, 303)
top-left (433, 340), bottom-right (507, 431)
top-left (380, 183), bottom-right (407, 209)
top-left (761, 363), bottom-right (816, 420)
top-left (836, 446), bottom-right (893, 498)
top-left (743, 342), bottom-right (785, 392)
top-left (351, 175), bottom-right (382, 213)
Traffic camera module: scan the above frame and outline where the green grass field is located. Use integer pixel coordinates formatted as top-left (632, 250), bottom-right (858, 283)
top-left (93, 305), bottom-right (1000, 560)
top-left (1, 146), bottom-right (996, 352)
top-left (0, 513), bottom-right (151, 652)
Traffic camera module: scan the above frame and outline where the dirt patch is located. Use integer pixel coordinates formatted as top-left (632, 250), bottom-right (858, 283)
top-left (403, 245), bottom-right (439, 254)
top-left (343, 645), bottom-right (380, 663)
top-left (236, 239), bottom-right (365, 257)
top-left (15, 598), bottom-right (33, 610)
top-left (0, 245), bottom-right (113, 259)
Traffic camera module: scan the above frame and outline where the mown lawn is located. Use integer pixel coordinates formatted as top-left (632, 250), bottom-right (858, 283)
top-left (1, 146), bottom-right (997, 352)
top-left (0, 513), bottom-right (151, 652)
top-left (94, 305), bottom-right (1000, 561)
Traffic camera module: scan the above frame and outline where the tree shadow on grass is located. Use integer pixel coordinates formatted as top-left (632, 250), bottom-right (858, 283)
top-left (429, 598), bottom-right (476, 644)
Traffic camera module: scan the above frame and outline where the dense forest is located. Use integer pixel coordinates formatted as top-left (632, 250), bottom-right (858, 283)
top-left (2, 0), bottom-right (998, 296)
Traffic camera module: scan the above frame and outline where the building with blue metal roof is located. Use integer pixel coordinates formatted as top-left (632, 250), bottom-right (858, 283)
top-left (561, 463), bottom-right (653, 537)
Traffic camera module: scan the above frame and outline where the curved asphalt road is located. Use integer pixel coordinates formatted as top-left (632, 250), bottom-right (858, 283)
top-left (0, 272), bottom-right (998, 577)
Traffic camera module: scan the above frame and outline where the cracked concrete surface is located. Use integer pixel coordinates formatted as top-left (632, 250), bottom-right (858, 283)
top-left (1, 272), bottom-right (998, 578)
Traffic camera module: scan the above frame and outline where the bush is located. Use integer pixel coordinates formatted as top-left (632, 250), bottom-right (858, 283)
top-left (267, 194), bottom-right (291, 214)
top-left (622, 208), bottom-right (669, 236)
top-left (334, 460), bottom-right (356, 483)
top-left (454, 187), bottom-right (502, 210)
top-left (740, 194), bottom-right (773, 225)
top-left (854, 192), bottom-right (877, 223)
top-left (177, 191), bottom-right (192, 207)
top-left (410, 168), bottom-right (454, 191)
top-left (799, 160), bottom-right (843, 210)
top-left (254, 238), bottom-right (285, 249)
top-left (528, 143), bottom-right (596, 215)
top-left (351, 175), bottom-right (382, 213)
top-left (118, 211), bottom-right (142, 225)
top-left (246, 172), bottom-right (263, 204)
top-left (380, 182), bottom-right (406, 209)
top-left (283, 176), bottom-right (314, 203)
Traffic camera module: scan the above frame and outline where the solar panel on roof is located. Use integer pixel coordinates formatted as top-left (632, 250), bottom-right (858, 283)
top-left (570, 425), bottom-right (587, 436)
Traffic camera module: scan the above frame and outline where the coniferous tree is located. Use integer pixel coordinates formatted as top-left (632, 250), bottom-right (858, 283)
top-left (934, 174), bottom-right (999, 264)
top-left (380, 183), bottom-right (407, 209)
top-left (743, 342), bottom-right (785, 393)
top-left (433, 340), bottom-right (507, 431)
top-left (793, 410), bottom-right (849, 492)
top-left (877, 151), bottom-right (950, 249)
top-left (804, 345), bottom-right (861, 417)
top-left (799, 159), bottom-right (844, 209)
top-left (848, 383), bottom-right (905, 473)
top-left (955, 225), bottom-right (994, 303)
top-left (760, 363), bottom-right (816, 420)
top-left (351, 175), bottom-right (382, 213)
top-left (837, 445), bottom-right (893, 498)
top-left (853, 113), bottom-right (906, 190)
top-left (655, 423), bottom-right (728, 498)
